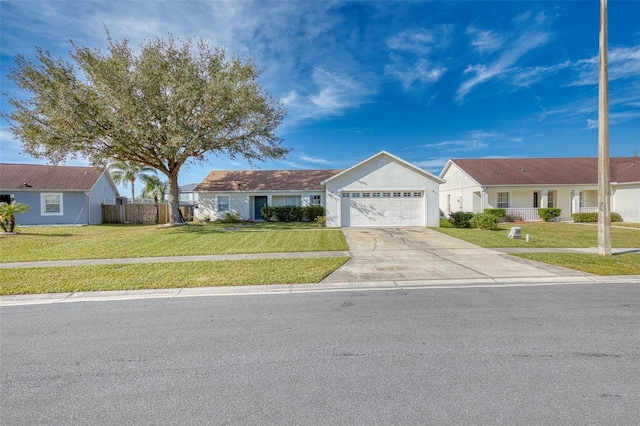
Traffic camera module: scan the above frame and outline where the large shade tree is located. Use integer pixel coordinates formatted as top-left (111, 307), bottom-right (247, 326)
top-left (3, 33), bottom-right (288, 224)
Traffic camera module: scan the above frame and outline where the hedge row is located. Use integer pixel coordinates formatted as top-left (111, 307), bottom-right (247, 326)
top-left (571, 212), bottom-right (623, 223)
top-left (260, 205), bottom-right (325, 222)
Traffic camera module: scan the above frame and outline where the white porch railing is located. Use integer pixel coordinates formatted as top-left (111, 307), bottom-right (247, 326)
top-left (579, 207), bottom-right (598, 213)
top-left (503, 208), bottom-right (541, 222)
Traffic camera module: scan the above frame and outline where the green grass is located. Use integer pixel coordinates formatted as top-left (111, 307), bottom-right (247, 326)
top-left (513, 253), bottom-right (640, 275)
top-left (0, 257), bottom-right (350, 295)
top-left (434, 220), bottom-right (640, 248)
top-left (1, 223), bottom-right (348, 262)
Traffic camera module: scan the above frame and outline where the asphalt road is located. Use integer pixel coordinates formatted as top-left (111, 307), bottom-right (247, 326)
top-left (1, 282), bottom-right (639, 425)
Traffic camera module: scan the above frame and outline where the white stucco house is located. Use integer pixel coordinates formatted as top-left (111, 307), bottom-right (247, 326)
top-left (196, 151), bottom-right (444, 227)
top-left (439, 157), bottom-right (640, 222)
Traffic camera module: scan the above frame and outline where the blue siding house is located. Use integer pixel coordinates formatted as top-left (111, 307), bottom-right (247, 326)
top-left (0, 164), bottom-right (120, 225)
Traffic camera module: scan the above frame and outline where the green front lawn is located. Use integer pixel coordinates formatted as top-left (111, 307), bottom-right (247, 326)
top-left (0, 257), bottom-right (350, 295)
top-left (1, 223), bottom-right (348, 262)
top-left (435, 220), bottom-right (640, 248)
top-left (435, 220), bottom-right (640, 275)
top-left (513, 252), bottom-right (640, 276)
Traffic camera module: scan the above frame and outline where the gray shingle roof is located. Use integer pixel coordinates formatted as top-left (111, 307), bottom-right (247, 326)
top-left (195, 169), bottom-right (343, 192)
top-left (0, 163), bottom-right (107, 191)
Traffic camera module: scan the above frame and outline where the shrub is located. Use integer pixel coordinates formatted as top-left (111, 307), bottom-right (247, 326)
top-left (471, 213), bottom-right (500, 230)
top-left (448, 211), bottom-right (474, 228)
top-left (538, 208), bottom-right (561, 222)
top-left (484, 208), bottom-right (506, 219)
top-left (571, 212), bottom-right (597, 223)
top-left (304, 205), bottom-right (325, 222)
top-left (572, 212), bottom-right (623, 223)
top-left (316, 215), bottom-right (327, 227)
top-left (215, 212), bottom-right (244, 224)
top-left (260, 205), bottom-right (325, 222)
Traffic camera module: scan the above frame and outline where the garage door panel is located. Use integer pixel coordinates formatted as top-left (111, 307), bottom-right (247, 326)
top-left (341, 193), bottom-right (423, 227)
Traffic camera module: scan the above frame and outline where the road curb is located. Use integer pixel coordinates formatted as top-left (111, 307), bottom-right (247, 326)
top-left (2, 275), bottom-right (639, 306)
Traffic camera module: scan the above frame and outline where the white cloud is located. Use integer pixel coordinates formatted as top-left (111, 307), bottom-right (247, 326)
top-left (572, 45), bottom-right (640, 86)
top-left (467, 27), bottom-right (503, 54)
top-left (298, 154), bottom-right (334, 166)
top-left (385, 25), bottom-right (451, 90)
top-left (457, 13), bottom-right (552, 101)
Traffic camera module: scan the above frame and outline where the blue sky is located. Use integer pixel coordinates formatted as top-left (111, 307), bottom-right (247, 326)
top-left (1, 0), bottom-right (639, 193)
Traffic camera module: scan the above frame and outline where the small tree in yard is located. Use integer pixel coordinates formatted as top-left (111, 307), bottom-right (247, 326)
top-left (108, 161), bottom-right (157, 203)
top-left (0, 202), bottom-right (31, 233)
top-left (3, 32), bottom-right (288, 225)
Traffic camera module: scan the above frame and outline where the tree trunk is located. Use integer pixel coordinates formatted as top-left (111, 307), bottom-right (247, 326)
top-left (167, 174), bottom-right (183, 224)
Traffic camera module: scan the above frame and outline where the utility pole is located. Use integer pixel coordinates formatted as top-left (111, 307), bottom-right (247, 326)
top-left (598, 0), bottom-right (612, 256)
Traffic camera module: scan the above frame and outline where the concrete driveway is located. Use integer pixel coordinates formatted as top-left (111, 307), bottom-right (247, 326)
top-left (322, 227), bottom-right (588, 283)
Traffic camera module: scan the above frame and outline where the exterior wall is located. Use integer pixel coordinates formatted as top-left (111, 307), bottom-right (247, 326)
top-left (325, 154), bottom-right (441, 227)
top-left (89, 173), bottom-right (119, 225)
top-left (9, 191), bottom-right (89, 225)
top-left (612, 184), bottom-right (640, 222)
top-left (439, 164), bottom-right (481, 215)
top-left (198, 191), bottom-right (325, 221)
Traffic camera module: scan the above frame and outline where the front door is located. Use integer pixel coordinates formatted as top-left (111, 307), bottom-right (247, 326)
top-left (254, 196), bottom-right (268, 220)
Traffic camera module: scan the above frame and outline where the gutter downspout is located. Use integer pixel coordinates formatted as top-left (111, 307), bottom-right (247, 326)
top-left (85, 192), bottom-right (91, 225)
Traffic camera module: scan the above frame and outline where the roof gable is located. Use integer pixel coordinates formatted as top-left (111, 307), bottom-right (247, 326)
top-left (322, 150), bottom-right (445, 185)
top-left (0, 163), bottom-right (108, 191)
top-left (195, 169), bottom-right (342, 192)
top-left (447, 157), bottom-right (640, 186)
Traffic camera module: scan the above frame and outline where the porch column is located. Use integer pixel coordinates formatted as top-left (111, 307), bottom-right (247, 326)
top-left (541, 189), bottom-right (549, 208)
top-left (481, 188), bottom-right (488, 213)
top-left (571, 189), bottom-right (581, 213)
top-left (267, 195), bottom-right (273, 206)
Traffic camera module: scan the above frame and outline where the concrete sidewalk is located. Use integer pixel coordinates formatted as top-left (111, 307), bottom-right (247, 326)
top-left (0, 251), bottom-right (350, 269)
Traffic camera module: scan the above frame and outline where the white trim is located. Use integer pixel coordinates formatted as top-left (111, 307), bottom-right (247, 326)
top-left (41, 193), bottom-right (64, 216)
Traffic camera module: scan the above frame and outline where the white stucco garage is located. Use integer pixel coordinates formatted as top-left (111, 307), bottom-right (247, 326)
top-left (323, 151), bottom-right (444, 227)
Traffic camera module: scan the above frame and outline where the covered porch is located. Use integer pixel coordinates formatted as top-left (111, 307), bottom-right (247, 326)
top-left (472, 188), bottom-right (598, 221)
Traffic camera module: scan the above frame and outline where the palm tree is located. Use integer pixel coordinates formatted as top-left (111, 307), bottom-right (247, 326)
top-left (0, 202), bottom-right (31, 233)
top-left (140, 174), bottom-right (169, 204)
top-left (108, 161), bottom-right (157, 203)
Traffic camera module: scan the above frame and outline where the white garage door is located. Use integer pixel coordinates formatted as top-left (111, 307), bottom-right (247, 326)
top-left (341, 191), bottom-right (424, 227)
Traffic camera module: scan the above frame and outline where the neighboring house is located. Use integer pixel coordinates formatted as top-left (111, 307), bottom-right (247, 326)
top-left (0, 163), bottom-right (120, 225)
top-left (196, 151), bottom-right (445, 227)
top-left (177, 183), bottom-right (199, 206)
top-left (439, 157), bottom-right (640, 222)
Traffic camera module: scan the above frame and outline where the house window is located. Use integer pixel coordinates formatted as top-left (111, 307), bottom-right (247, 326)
top-left (342, 192), bottom-right (350, 197)
top-left (217, 195), bottom-right (229, 212)
top-left (0, 194), bottom-right (11, 204)
top-left (284, 196), bottom-right (299, 206)
top-left (548, 192), bottom-right (554, 208)
top-left (497, 192), bottom-right (509, 208)
top-left (533, 192), bottom-right (539, 208)
top-left (311, 195), bottom-right (321, 205)
top-left (41, 193), bottom-right (63, 215)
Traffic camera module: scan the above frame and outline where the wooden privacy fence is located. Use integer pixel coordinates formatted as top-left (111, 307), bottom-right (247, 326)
top-left (102, 204), bottom-right (194, 224)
